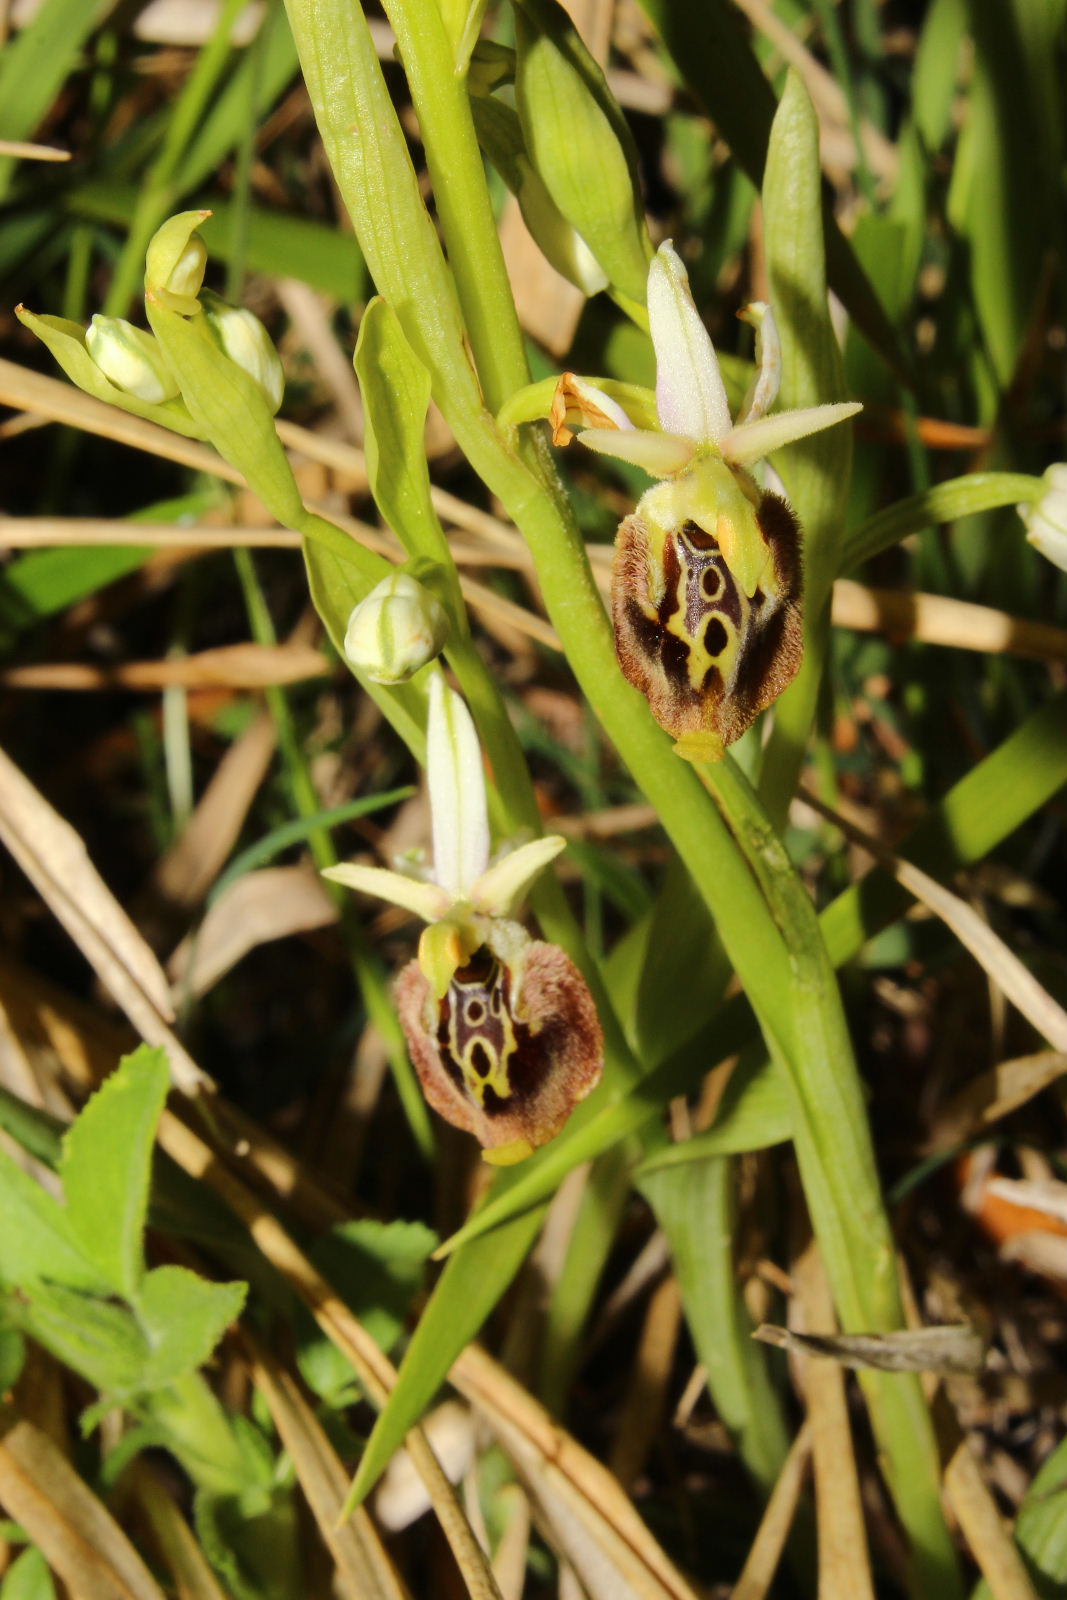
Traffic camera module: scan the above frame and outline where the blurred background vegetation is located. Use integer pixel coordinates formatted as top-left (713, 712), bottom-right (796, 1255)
top-left (0, 1), bottom-right (1064, 1597)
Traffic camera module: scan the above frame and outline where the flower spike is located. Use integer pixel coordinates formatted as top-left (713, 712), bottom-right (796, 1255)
top-left (324, 677), bottom-right (603, 1159)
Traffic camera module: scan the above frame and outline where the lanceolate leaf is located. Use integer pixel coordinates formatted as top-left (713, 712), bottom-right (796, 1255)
top-left (61, 1046), bottom-right (170, 1301)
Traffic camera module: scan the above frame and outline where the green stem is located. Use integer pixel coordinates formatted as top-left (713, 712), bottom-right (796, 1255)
top-left (383, 0), bottom-right (530, 411)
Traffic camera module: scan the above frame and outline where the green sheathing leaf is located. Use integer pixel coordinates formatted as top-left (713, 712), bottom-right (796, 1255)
top-left (136, 1266), bottom-right (247, 1389)
top-left (639, 1156), bottom-right (789, 1493)
top-left (636, 1054), bottom-right (791, 1171)
top-left (60, 1045), bottom-right (170, 1300)
top-left (757, 72), bottom-right (854, 823)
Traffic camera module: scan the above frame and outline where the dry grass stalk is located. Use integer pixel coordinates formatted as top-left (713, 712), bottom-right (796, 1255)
top-left (790, 1239), bottom-right (876, 1600)
top-left (731, 1422), bottom-right (813, 1600)
top-left (943, 1438), bottom-right (1041, 1600)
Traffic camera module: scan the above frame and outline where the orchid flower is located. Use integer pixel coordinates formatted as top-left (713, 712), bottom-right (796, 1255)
top-left (324, 674), bottom-right (603, 1163)
top-left (551, 240), bottom-right (861, 762)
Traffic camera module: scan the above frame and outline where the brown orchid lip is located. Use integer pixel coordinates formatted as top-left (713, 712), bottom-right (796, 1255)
top-left (395, 935), bottom-right (604, 1158)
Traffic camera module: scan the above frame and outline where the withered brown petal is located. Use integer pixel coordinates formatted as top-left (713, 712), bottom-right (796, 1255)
top-left (394, 941), bottom-right (603, 1154)
top-left (611, 491), bottom-right (803, 754)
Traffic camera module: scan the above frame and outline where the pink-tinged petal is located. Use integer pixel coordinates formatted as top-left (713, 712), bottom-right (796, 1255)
top-left (550, 373), bottom-right (635, 444)
top-left (395, 934), bottom-right (603, 1158)
top-left (735, 302), bottom-right (781, 424)
top-left (427, 673), bottom-right (490, 899)
top-left (721, 402), bottom-right (862, 466)
top-left (322, 863), bottom-right (448, 922)
top-left (578, 426), bottom-right (695, 477)
top-left (648, 241), bottom-right (732, 445)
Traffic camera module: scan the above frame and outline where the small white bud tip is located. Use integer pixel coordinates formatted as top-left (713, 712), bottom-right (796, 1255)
top-left (1018, 463), bottom-right (1067, 572)
top-left (85, 316), bottom-right (180, 403)
top-left (344, 572), bottom-right (449, 684)
top-left (202, 293), bottom-right (285, 413)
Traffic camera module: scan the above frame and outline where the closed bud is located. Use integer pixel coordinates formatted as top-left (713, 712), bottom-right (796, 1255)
top-left (1018, 464), bottom-right (1067, 572)
top-left (85, 316), bottom-right (180, 403)
top-left (343, 572), bottom-right (449, 684)
top-left (513, 0), bottom-right (651, 305)
top-left (145, 211), bottom-right (211, 314)
top-left (201, 291), bottom-right (285, 414)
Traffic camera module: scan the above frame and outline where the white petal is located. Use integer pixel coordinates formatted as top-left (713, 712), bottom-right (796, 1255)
top-left (322, 863), bottom-right (448, 921)
top-left (648, 241), bottom-right (732, 445)
top-left (427, 673), bottom-right (490, 898)
top-left (721, 402), bottom-right (862, 466)
top-left (735, 302), bottom-right (781, 424)
top-left (471, 836), bottom-right (567, 917)
top-left (578, 426), bottom-right (695, 476)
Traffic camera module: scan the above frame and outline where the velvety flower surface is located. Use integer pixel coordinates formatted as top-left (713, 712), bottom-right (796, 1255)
top-left (324, 674), bottom-right (603, 1163)
top-left (553, 241), bottom-right (861, 762)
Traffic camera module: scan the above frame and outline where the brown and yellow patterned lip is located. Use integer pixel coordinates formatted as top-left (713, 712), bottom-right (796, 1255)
top-left (611, 488), bottom-right (803, 760)
top-left (394, 936), bottom-right (604, 1160)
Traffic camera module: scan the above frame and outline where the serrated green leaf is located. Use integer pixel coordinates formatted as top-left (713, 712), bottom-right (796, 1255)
top-left (135, 1266), bottom-right (247, 1390)
top-left (13, 1281), bottom-right (149, 1395)
top-left (61, 1045), bottom-right (170, 1300)
top-left (0, 1146), bottom-right (106, 1294)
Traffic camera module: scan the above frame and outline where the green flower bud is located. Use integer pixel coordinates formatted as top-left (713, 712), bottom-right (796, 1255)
top-left (201, 291), bottom-right (285, 414)
top-left (84, 316), bottom-right (180, 403)
top-left (145, 210), bottom-right (210, 315)
top-left (513, 0), bottom-right (652, 305)
top-left (343, 572), bottom-right (449, 684)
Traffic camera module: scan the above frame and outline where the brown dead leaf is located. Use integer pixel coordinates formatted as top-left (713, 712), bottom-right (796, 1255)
top-left (168, 864), bottom-right (338, 999)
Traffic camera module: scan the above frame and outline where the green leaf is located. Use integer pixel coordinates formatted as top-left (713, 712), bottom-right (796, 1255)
top-left (757, 71), bottom-right (856, 821)
top-left (0, 1545), bottom-right (57, 1600)
top-left (972, 1434), bottom-right (1067, 1600)
top-left (342, 1199), bottom-right (544, 1514)
top-left (145, 299), bottom-right (305, 527)
top-left (60, 1045), bottom-right (170, 1300)
top-left (0, 0), bottom-right (120, 199)
top-left (514, 0), bottom-right (652, 303)
top-left (0, 1146), bottom-right (106, 1295)
top-left (12, 1281), bottom-right (149, 1395)
top-left (636, 1054), bottom-right (791, 1173)
top-left (296, 1219), bottom-right (436, 1404)
top-left (639, 1155), bottom-right (789, 1492)
top-left (354, 298), bottom-right (462, 611)
top-left (135, 1266), bottom-right (247, 1390)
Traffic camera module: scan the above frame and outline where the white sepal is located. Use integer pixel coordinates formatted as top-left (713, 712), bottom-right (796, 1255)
top-left (427, 674), bottom-right (490, 899)
top-left (472, 835), bottom-right (567, 917)
top-left (321, 863), bottom-right (449, 922)
top-left (648, 241), bottom-right (732, 446)
top-left (720, 402), bottom-right (862, 467)
top-left (578, 427), bottom-right (695, 476)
